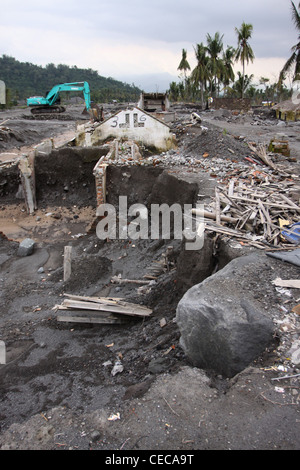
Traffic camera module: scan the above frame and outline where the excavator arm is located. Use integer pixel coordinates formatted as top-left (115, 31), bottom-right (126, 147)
top-left (45, 82), bottom-right (91, 109)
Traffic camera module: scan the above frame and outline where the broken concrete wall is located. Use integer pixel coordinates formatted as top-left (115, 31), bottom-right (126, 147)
top-left (76, 107), bottom-right (176, 152)
top-left (0, 162), bottom-right (20, 201)
top-left (34, 147), bottom-right (107, 207)
top-left (106, 166), bottom-right (199, 210)
top-left (138, 93), bottom-right (170, 112)
top-left (212, 98), bottom-right (251, 111)
top-left (18, 152), bottom-right (37, 214)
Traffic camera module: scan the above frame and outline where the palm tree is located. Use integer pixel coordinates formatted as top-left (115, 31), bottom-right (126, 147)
top-left (206, 32), bottom-right (224, 96)
top-left (235, 22), bottom-right (255, 98)
top-left (279, 1), bottom-right (300, 86)
top-left (232, 71), bottom-right (254, 98)
top-left (191, 43), bottom-right (210, 107)
top-left (177, 49), bottom-right (191, 87)
top-left (222, 46), bottom-right (236, 95)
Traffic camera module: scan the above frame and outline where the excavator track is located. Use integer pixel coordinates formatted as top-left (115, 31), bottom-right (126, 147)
top-left (30, 105), bottom-right (66, 115)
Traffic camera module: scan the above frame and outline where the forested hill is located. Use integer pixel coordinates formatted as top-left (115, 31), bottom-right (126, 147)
top-left (0, 55), bottom-right (142, 103)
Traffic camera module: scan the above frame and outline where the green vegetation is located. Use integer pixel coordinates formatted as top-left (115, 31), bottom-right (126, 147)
top-left (279, 1), bottom-right (300, 86)
top-left (170, 8), bottom-right (296, 105)
top-left (234, 22), bottom-right (255, 98)
top-left (0, 55), bottom-right (141, 107)
top-left (177, 49), bottom-right (191, 85)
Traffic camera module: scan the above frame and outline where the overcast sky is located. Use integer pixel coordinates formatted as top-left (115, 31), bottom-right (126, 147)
top-left (0, 0), bottom-right (298, 90)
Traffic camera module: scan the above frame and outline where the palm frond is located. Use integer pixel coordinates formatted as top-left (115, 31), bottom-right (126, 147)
top-left (291, 1), bottom-right (300, 31)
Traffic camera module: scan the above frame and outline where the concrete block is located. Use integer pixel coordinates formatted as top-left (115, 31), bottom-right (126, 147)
top-left (17, 238), bottom-right (35, 257)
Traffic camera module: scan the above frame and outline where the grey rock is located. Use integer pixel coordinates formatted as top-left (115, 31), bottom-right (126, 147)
top-left (17, 238), bottom-right (35, 257)
top-left (289, 340), bottom-right (300, 366)
top-left (176, 254), bottom-right (275, 378)
top-left (111, 361), bottom-right (124, 376)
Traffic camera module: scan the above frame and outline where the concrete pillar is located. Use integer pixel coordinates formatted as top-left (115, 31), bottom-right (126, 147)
top-left (18, 152), bottom-right (37, 214)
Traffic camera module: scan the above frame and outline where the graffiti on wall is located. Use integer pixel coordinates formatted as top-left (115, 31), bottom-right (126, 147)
top-left (110, 111), bottom-right (147, 129)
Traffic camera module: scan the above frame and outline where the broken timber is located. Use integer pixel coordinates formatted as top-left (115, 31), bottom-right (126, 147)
top-left (192, 174), bottom-right (300, 249)
top-left (54, 293), bottom-right (152, 325)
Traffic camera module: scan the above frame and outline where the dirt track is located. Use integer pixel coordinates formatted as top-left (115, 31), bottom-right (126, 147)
top-left (0, 103), bottom-right (299, 452)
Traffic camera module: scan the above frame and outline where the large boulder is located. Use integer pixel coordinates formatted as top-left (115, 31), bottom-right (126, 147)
top-left (176, 253), bottom-right (275, 378)
top-left (17, 238), bottom-right (35, 257)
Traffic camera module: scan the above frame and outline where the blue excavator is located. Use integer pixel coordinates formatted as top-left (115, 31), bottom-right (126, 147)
top-left (26, 81), bottom-right (100, 118)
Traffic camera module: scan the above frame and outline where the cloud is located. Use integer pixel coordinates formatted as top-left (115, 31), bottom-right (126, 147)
top-left (0, 0), bottom-right (298, 86)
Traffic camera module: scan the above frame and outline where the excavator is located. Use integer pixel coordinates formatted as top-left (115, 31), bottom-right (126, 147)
top-left (27, 81), bottom-right (102, 120)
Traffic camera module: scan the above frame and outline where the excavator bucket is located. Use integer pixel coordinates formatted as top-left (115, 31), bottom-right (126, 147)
top-left (82, 103), bottom-right (104, 122)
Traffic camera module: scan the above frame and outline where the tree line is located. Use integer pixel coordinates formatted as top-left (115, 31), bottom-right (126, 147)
top-left (0, 55), bottom-right (142, 106)
top-left (169, 1), bottom-right (300, 106)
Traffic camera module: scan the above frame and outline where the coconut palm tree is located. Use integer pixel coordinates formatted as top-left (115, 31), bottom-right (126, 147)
top-left (206, 32), bottom-right (224, 96)
top-left (191, 43), bottom-right (210, 107)
top-left (222, 46), bottom-right (236, 95)
top-left (279, 1), bottom-right (300, 86)
top-left (232, 71), bottom-right (254, 98)
top-left (235, 22), bottom-right (255, 98)
top-left (177, 49), bottom-right (191, 87)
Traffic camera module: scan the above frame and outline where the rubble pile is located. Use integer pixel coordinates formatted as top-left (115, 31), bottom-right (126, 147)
top-left (196, 171), bottom-right (300, 249)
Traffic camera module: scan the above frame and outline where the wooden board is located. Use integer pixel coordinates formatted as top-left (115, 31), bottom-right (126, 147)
top-left (60, 298), bottom-right (152, 317)
top-left (57, 314), bottom-right (131, 324)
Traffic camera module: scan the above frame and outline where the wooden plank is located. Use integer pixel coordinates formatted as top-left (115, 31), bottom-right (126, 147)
top-left (191, 209), bottom-right (238, 224)
top-left (279, 194), bottom-right (300, 213)
top-left (57, 315), bottom-right (131, 324)
top-left (219, 188), bottom-right (242, 211)
top-left (228, 179), bottom-right (235, 197)
top-left (64, 293), bottom-right (126, 305)
top-left (258, 200), bottom-right (272, 238)
top-left (229, 196), bottom-right (298, 211)
top-left (63, 246), bottom-right (72, 282)
top-left (110, 276), bottom-right (152, 285)
top-left (272, 278), bottom-right (300, 289)
top-left (63, 293), bottom-right (151, 311)
top-left (61, 298), bottom-right (152, 317)
top-left (215, 188), bottom-right (221, 225)
top-left (235, 209), bottom-right (251, 230)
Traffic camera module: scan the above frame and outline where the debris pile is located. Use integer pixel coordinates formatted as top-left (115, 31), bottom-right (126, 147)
top-left (195, 175), bottom-right (300, 249)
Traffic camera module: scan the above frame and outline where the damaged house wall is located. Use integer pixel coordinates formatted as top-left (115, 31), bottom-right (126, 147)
top-left (34, 147), bottom-right (107, 207)
top-left (137, 93), bottom-right (170, 112)
top-left (76, 107), bottom-right (177, 152)
top-left (137, 93), bottom-right (175, 123)
top-left (272, 99), bottom-right (300, 122)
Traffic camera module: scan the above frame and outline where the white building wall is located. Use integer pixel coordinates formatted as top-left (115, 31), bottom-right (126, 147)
top-left (88, 107), bottom-right (176, 151)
